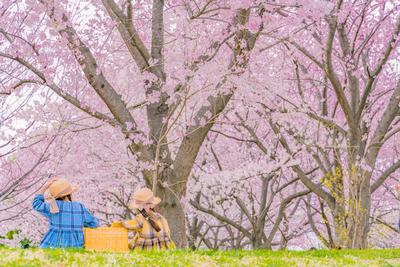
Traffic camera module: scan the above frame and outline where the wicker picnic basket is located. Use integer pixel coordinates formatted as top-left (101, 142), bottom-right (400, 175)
top-left (84, 224), bottom-right (129, 252)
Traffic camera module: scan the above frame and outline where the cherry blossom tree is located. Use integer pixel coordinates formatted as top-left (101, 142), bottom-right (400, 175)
top-left (247, 0), bottom-right (400, 248)
top-left (0, 0), bottom-right (271, 247)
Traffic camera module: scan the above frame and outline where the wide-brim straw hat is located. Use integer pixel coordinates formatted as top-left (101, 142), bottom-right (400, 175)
top-left (130, 188), bottom-right (161, 210)
top-left (46, 178), bottom-right (78, 213)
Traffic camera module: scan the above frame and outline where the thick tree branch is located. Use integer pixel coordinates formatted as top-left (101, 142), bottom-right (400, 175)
top-left (151, 0), bottom-right (165, 79)
top-left (289, 41), bottom-right (324, 69)
top-left (371, 158), bottom-right (400, 193)
top-left (370, 15), bottom-right (400, 78)
top-left (337, 22), bottom-right (360, 115)
top-left (0, 53), bottom-right (118, 125)
top-left (324, 17), bottom-right (353, 124)
top-left (367, 80), bottom-right (400, 165)
top-left (306, 196), bottom-right (330, 248)
top-left (39, 1), bottom-right (138, 130)
top-left (265, 190), bottom-right (310, 248)
top-left (101, 0), bottom-right (157, 76)
top-left (305, 112), bottom-right (347, 136)
top-left (356, 15), bottom-right (400, 122)
top-left (268, 118), bottom-right (336, 209)
top-left (190, 199), bottom-right (252, 238)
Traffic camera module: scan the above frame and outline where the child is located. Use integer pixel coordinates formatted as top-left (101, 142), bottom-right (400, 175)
top-left (32, 178), bottom-right (99, 248)
top-left (120, 187), bottom-right (175, 250)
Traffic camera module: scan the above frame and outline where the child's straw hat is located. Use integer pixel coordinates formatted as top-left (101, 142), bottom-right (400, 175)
top-left (130, 188), bottom-right (161, 210)
top-left (46, 178), bottom-right (78, 213)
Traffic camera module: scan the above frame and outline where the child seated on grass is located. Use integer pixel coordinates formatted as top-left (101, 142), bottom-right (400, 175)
top-left (32, 178), bottom-right (99, 248)
top-left (119, 188), bottom-right (175, 250)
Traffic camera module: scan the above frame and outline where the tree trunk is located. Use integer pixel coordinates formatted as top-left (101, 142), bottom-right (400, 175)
top-left (332, 207), bottom-right (348, 248)
top-left (347, 174), bottom-right (371, 248)
top-left (154, 170), bottom-right (188, 248)
top-left (158, 188), bottom-right (188, 248)
top-left (330, 177), bottom-right (371, 248)
top-left (251, 233), bottom-right (264, 249)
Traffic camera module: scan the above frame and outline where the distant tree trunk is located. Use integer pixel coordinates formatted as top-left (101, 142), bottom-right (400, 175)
top-left (331, 206), bottom-right (348, 248)
top-left (347, 172), bottom-right (371, 248)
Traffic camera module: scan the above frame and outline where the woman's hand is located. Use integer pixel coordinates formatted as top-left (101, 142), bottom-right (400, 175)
top-left (38, 178), bottom-right (57, 195)
top-left (111, 221), bottom-right (123, 227)
top-left (147, 209), bottom-right (158, 220)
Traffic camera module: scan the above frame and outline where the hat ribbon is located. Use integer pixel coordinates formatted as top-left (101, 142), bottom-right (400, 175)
top-left (49, 185), bottom-right (74, 214)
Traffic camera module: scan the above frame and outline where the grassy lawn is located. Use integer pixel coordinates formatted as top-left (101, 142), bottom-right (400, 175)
top-left (0, 247), bottom-right (400, 267)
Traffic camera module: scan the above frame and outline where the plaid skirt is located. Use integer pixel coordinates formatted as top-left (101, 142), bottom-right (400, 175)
top-left (129, 235), bottom-right (175, 250)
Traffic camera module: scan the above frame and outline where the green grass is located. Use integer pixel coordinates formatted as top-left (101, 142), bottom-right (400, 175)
top-left (0, 247), bottom-right (400, 267)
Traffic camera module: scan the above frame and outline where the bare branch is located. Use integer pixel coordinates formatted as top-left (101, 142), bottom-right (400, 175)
top-left (190, 199), bottom-right (252, 238)
top-left (367, 80), bottom-right (400, 165)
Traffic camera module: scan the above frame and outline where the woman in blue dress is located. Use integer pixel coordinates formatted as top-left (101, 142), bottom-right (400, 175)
top-left (32, 178), bottom-right (99, 248)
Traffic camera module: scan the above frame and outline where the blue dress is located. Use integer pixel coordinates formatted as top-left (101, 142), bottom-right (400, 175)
top-left (32, 194), bottom-right (99, 248)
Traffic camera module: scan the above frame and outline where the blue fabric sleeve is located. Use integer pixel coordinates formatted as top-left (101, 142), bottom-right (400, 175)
top-left (32, 194), bottom-right (50, 218)
top-left (82, 205), bottom-right (99, 228)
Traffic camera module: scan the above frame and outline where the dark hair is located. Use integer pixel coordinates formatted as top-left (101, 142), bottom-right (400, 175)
top-left (56, 194), bottom-right (72, 201)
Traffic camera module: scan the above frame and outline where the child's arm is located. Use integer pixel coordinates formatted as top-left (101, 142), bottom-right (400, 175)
top-left (37, 178), bottom-right (56, 195)
top-left (158, 215), bottom-right (172, 237)
top-left (32, 194), bottom-right (50, 217)
top-left (32, 179), bottom-right (55, 217)
top-left (121, 216), bottom-right (143, 232)
top-left (82, 205), bottom-right (99, 228)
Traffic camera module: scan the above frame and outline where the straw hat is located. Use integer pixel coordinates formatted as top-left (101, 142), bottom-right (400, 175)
top-left (46, 178), bottom-right (78, 213)
top-left (130, 188), bottom-right (161, 210)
